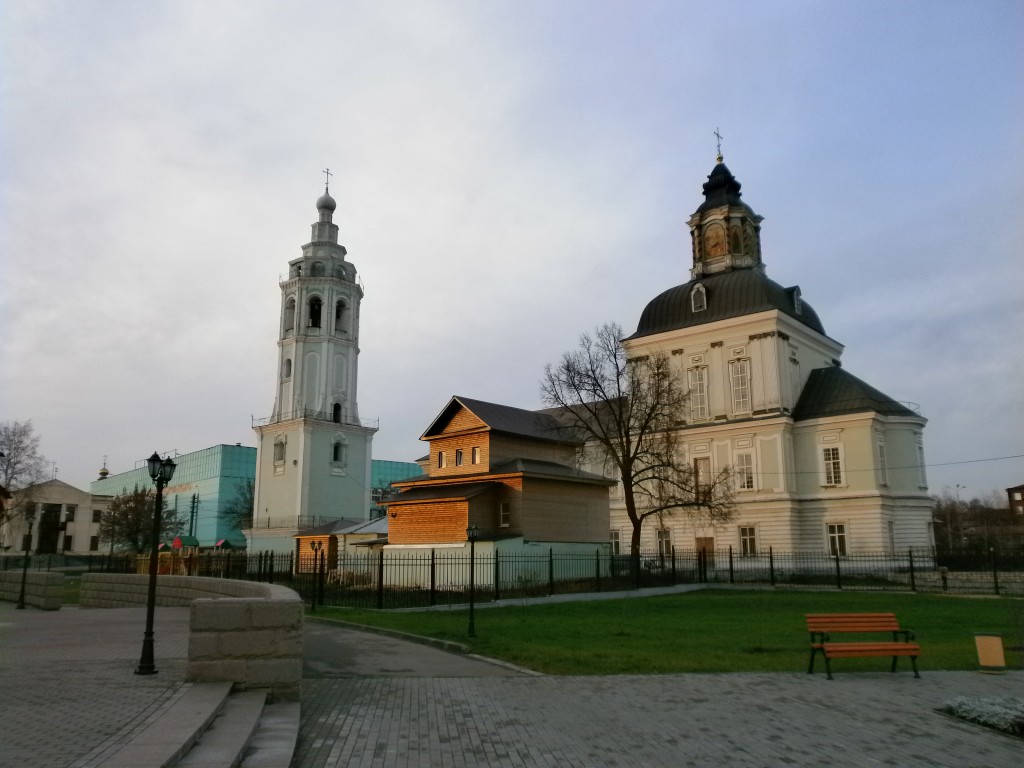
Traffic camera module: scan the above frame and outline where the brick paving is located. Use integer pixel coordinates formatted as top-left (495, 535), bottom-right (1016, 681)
top-left (3, 600), bottom-right (1022, 768)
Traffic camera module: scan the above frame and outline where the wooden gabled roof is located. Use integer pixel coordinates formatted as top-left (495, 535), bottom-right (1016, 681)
top-left (420, 396), bottom-right (579, 444)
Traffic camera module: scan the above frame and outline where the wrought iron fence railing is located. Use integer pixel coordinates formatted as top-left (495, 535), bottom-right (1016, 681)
top-left (5, 546), bottom-right (1021, 607)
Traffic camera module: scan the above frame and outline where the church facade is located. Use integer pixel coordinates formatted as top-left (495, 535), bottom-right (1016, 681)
top-left (616, 157), bottom-right (933, 556)
top-left (250, 183), bottom-right (377, 553)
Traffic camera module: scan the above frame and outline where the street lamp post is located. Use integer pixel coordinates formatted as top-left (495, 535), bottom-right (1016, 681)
top-left (309, 540), bottom-right (323, 611)
top-left (16, 505), bottom-right (37, 610)
top-left (136, 451), bottom-right (176, 676)
top-left (466, 524), bottom-right (478, 637)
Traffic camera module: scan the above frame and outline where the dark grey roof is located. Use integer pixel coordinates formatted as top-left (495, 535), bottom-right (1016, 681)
top-left (422, 396), bottom-right (578, 444)
top-left (695, 161), bottom-right (751, 215)
top-left (629, 269), bottom-right (826, 339)
top-left (383, 481), bottom-right (501, 504)
top-left (792, 367), bottom-right (920, 420)
top-left (491, 458), bottom-right (615, 485)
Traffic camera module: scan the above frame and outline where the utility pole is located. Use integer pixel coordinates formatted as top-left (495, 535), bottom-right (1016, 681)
top-left (188, 493), bottom-right (198, 538)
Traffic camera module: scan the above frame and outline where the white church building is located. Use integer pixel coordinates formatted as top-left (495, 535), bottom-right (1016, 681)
top-left (617, 156), bottom-right (933, 556)
top-left (249, 181), bottom-right (377, 553)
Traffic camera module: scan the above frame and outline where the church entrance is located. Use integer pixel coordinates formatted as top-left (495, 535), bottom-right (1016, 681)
top-left (36, 504), bottom-right (62, 554)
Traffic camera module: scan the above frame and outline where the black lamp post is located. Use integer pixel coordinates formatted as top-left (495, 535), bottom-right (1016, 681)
top-left (16, 504), bottom-right (37, 610)
top-left (309, 539), bottom-right (323, 611)
top-left (136, 451), bottom-right (176, 675)
top-left (466, 524), bottom-right (479, 637)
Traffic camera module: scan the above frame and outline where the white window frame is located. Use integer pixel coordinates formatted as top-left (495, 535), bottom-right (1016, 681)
top-left (499, 502), bottom-right (510, 527)
top-left (657, 528), bottom-right (672, 557)
top-left (739, 526), bottom-right (757, 556)
top-left (609, 530), bottom-right (620, 555)
top-left (734, 452), bottom-right (755, 491)
top-left (729, 358), bottom-right (751, 414)
top-left (916, 436), bottom-right (927, 489)
top-left (691, 284), bottom-right (707, 312)
top-left (822, 446), bottom-right (843, 486)
top-left (827, 523), bottom-right (847, 556)
top-left (688, 367), bottom-right (708, 420)
top-left (876, 437), bottom-right (888, 486)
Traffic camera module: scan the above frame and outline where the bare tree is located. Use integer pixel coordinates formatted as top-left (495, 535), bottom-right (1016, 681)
top-left (222, 479), bottom-right (255, 530)
top-left (0, 420), bottom-right (48, 531)
top-left (541, 323), bottom-right (735, 566)
top-left (99, 484), bottom-right (184, 553)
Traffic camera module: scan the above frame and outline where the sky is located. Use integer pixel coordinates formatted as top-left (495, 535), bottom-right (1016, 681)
top-left (1, 0), bottom-right (1022, 504)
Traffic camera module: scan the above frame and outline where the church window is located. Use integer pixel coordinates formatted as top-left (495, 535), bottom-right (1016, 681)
top-left (284, 299), bottom-right (296, 333)
top-left (332, 403), bottom-right (342, 423)
top-left (730, 226), bottom-right (742, 254)
top-left (729, 359), bottom-right (751, 414)
top-left (739, 526), bottom-right (757, 556)
top-left (335, 300), bottom-right (347, 334)
top-left (687, 367), bottom-right (708, 420)
top-left (827, 523), bottom-right (847, 556)
top-left (311, 261), bottom-right (325, 277)
top-left (332, 440), bottom-right (346, 464)
top-left (657, 528), bottom-right (672, 556)
top-left (822, 447), bottom-right (843, 485)
top-left (792, 287), bottom-right (802, 315)
top-left (876, 437), bottom-right (888, 486)
top-left (691, 284), bottom-right (707, 313)
top-left (734, 453), bottom-right (754, 490)
top-left (282, 358), bottom-right (292, 379)
top-left (273, 438), bottom-right (286, 463)
top-left (916, 436), bottom-right (927, 488)
top-left (308, 297), bottom-right (322, 328)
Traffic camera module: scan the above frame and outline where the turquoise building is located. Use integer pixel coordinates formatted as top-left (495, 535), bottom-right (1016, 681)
top-left (91, 444), bottom-right (255, 548)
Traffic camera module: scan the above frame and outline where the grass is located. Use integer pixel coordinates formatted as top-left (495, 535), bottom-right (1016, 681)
top-left (314, 590), bottom-right (1024, 675)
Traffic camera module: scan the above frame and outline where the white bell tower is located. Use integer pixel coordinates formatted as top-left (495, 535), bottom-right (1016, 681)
top-left (250, 173), bottom-right (377, 553)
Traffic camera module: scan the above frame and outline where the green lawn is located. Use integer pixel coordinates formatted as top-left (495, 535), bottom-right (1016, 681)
top-left (315, 590), bottom-right (1024, 675)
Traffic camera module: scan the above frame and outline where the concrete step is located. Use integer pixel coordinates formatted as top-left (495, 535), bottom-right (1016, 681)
top-left (97, 682), bottom-right (233, 768)
top-left (239, 701), bottom-right (301, 768)
top-left (178, 690), bottom-right (267, 768)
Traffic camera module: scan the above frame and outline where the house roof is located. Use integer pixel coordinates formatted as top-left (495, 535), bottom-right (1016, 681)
top-left (629, 269), bottom-right (826, 340)
top-left (383, 481), bottom-right (501, 504)
top-left (421, 396), bottom-right (578, 444)
top-left (335, 517), bottom-right (389, 535)
top-left (792, 367), bottom-right (920, 420)
top-left (491, 458), bottom-right (615, 485)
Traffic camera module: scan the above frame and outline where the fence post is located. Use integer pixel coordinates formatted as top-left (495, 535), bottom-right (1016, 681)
top-left (548, 548), bottom-right (554, 596)
top-left (769, 546), bottom-right (775, 586)
top-left (671, 547), bottom-right (676, 586)
top-left (376, 550), bottom-right (385, 609)
top-left (595, 549), bottom-right (601, 593)
top-left (834, 553), bottom-right (842, 590)
top-left (494, 549), bottom-right (501, 601)
top-left (318, 551), bottom-right (326, 606)
top-left (991, 548), bottom-right (1000, 596)
top-left (908, 548), bottom-right (916, 592)
top-left (430, 549), bottom-right (436, 607)
top-left (269, 551), bottom-right (276, 585)
top-left (729, 545), bottom-right (734, 585)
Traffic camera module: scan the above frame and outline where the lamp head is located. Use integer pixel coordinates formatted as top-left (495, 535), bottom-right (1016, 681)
top-left (159, 457), bottom-right (176, 484)
top-left (466, 524), bottom-right (479, 541)
top-left (147, 452), bottom-right (163, 481)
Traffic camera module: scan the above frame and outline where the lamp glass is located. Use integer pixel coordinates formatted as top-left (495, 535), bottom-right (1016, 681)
top-left (147, 452), bottom-right (163, 481)
top-left (159, 458), bottom-right (176, 483)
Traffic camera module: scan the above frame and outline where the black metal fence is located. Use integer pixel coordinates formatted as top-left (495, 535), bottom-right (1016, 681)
top-left (5, 546), bottom-right (1021, 608)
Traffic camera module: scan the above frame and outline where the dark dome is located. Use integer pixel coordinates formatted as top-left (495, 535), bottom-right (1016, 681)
top-left (316, 191), bottom-right (336, 212)
top-left (629, 269), bottom-right (826, 339)
top-left (695, 161), bottom-right (753, 215)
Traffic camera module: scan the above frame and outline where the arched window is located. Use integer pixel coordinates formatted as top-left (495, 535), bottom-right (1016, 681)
top-left (311, 261), bottom-right (325, 277)
top-left (308, 297), bottom-right (322, 328)
top-left (284, 298), bottom-right (296, 333)
top-left (273, 437), bottom-right (286, 463)
top-left (282, 358), bottom-right (292, 378)
top-left (691, 284), bottom-right (707, 313)
top-left (332, 402), bottom-right (342, 423)
top-left (332, 440), bottom-right (345, 463)
top-left (335, 300), bottom-right (348, 334)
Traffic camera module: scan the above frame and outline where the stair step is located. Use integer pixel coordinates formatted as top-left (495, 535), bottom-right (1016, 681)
top-left (240, 701), bottom-right (301, 768)
top-left (178, 690), bottom-right (268, 768)
top-left (98, 682), bottom-right (232, 768)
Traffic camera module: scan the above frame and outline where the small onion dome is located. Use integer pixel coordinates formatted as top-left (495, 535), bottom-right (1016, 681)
top-left (98, 467), bottom-right (109, 479)
top-left (316, 190), bottom-right (337, 212)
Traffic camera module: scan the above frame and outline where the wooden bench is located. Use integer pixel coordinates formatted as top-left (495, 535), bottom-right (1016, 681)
top-left (806, 613), bottom-right (920, 680)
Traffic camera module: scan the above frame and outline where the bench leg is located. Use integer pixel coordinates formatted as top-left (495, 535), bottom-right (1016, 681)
top-left (808, 649), bottom-right (818, 674)
top-left (910, 656), bottom-right (920, 679)
top-left (824, 656), bottom-right (833, 680)
top-left (890, 655), bottom-right (898, 673)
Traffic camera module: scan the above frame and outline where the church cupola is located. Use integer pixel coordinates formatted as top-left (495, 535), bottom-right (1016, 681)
top-left (311, 172), bottom-right (340, 245)
top-left (687, 154), bottom-right (764, 279)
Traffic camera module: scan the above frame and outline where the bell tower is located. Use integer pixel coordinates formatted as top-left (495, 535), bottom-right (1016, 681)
top-left (250, 174), bottom-right (377, 553)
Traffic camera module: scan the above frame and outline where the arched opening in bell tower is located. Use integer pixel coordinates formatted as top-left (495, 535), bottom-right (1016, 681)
top-left (335, 299), bottom-right (348, 334)
top-left (308, 297), bottom-right (322, 328)
top-left (332, 402), bottom-right (342, 423)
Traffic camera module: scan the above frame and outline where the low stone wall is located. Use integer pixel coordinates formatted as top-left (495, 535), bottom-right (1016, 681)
top-left (0, 571), bottom-right (63, 610)
top-left (79, 574), bottom-right (303, 701)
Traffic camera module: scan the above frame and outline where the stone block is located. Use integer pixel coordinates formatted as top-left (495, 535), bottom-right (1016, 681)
top-left (186, 658), bottom-right (247, 684)
top-left (191, 599), bottom-right (251, 631)
top-left (250, 600), bottom-right (303, 629)
top-left (221, 629), bottom-right (282, 658)
top-left (187, 632), bottom-right (221, 660)
top-left (244, 658), bottom-right (302, 687)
